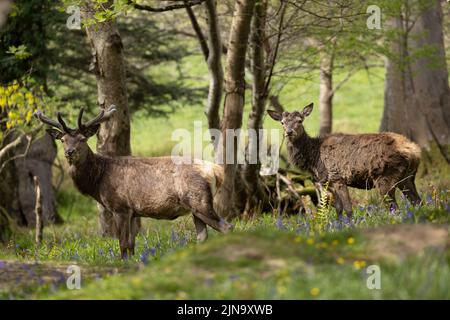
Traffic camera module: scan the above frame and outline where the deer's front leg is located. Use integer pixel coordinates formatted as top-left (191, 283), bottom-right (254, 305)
top-left (114, 213), bottom-right (131, 260)
top-left (333, 182), bottom-right (353, 218)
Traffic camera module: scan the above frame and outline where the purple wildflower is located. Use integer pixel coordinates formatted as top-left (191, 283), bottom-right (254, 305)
top-left (140, 249), bottom-right (150, 265)
top-left (426, 194), bottom-right (433, 205)
top-left (276, 216), bottom-right (286, 230)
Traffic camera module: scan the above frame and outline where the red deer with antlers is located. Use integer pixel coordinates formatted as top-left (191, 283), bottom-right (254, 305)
top-left (268, 103), bottom-right (421, 217)
top-left (35, 106), bottom-right (233, 259)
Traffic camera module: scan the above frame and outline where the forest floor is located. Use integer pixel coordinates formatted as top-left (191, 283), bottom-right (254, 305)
top-left (0, 68), bottom-right (449, 299)
top-left (0, 157), bottom-right (448, 299)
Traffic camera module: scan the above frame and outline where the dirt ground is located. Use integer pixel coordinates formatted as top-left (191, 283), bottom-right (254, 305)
top-left (0, 260), bottom-right (120, 298)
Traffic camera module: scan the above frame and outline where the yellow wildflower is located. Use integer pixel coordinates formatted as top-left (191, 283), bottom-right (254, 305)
top-left (277, 286), bottom-right (287, 295)
top-left (336, 257), bottom-right (345, 264)
top-left (306, 238), bottom-right (315, 245)
top-left (347, 237), bottom-right (355, 245)
top-left (310, 287), bottom-right (320, 296)
top-left (353, 260), bottom-right (366, 270)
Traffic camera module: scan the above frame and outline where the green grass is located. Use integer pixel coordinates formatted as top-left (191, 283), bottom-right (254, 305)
top-left (1, 184), bottom-right (448, 299)
top-left (41, 225), bottom-right (450, 299)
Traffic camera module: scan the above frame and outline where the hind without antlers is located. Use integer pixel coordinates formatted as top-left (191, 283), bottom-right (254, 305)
top-left (268, 103), bottom-right (422, 217)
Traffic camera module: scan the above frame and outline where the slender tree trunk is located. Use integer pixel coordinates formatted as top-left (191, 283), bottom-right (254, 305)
top-left (319, 53), bottom-right (333, 135)
top-left (83, 2), bottom-right (140, 236)
top-left (243, 0), bottom-right (268, 215)
top-left (216, 0), bottom-right (255, 218)
top-left (381, 1), bottom-right (450, 162)
top-left (186, 0), bottom-right (224, 146)
top-left (204, 0), bottom-right (224, 146)
top-left (33, 175), bottom-right (43, 246)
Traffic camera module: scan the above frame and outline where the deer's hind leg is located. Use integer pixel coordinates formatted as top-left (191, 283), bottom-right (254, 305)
top-left (193, 215), bottom-right (208, 242)
top-left (184, 187), bottom-right (233, 235)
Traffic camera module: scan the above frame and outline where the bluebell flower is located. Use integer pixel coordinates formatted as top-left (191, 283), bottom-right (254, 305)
top-left (276, 217), bottom-right (286, 230)
top-left (171, 230), bottom-right (179, 243)
top-left (140, 249), bottom-right (150, 265)
top-left (444, 203), bottom-right (450, 213)
top-left (229, 274), bottom-right (239, 281)
top-left (204, 278), bottom-right (214, 287)
top-left (426, 194), bottom-right (433, 205)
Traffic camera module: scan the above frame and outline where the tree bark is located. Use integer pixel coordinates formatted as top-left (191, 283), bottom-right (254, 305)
top-left (409, 0), bottom-right (450, 160)
top-left (0, 141), bottom-right (22, 227)
top-left (243, 0), bottom-right (269, 215)
top-left (83, 1), bottom-right (140, 236)
top-left (204, 0), bottom-right (224, 146)
top-left (15, 133), bottom-right (61, 225)
top-left (0, 132), bottom-right (60, 232)
top-left (319, 53), bottom-right (333, 135)
top-left (380, 1), bottom-right (450, 162)
top-left (215, 0), bottom-right (255, 218)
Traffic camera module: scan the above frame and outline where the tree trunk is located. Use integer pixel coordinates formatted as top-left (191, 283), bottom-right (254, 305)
top-left (381, 1), bottom-right (450, 162)
top-left (0, 132), bottom-right (60, 235)
top-left (409, 0), bottom-right (450, 160)
top-left (0, 145), bottom-right (22, 229)
top-left (83, 2), bottom-right (140, 236)
top-left (243, 0), bottom-right (268, 215)
top-left (319, 53), bottom-right (333, 135)
top-left (204, 0), bottom-right (224, 146)
top-left (380, 16), bottom-right (410, 136)
top-left (15, 133), bottom-right (62, 225)
top-left (215, 0), bottom-right (255, 218)
top-left (0, 210), bottom-right (9, 242)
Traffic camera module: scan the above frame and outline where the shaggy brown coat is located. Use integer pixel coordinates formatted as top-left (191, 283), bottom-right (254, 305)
top-left (268, 103), bottom-right (421, 216)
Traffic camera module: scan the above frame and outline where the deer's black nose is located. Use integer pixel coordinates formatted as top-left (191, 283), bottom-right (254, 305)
top-left (285, 129), bottom-right (294, 136)
top-left (65, 149), bottom-right (75, 157)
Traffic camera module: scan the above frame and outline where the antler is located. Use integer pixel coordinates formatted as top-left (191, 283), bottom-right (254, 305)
top-left (57, 112), bottom-right (74, 132)
top-left (78, 105), bottom-right (117, 130)
top-left (34, 110), bottom-right (72, 132)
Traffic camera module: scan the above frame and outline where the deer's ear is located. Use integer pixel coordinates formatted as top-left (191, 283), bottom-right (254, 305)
top-left (46, 128), bottom-right (64, 140)
top-left (267, 110), bottom-right (283, 122)
top-left (82, 124), bottom-right (100, 138)
top-left (301, 103), bottom-right (314, 117)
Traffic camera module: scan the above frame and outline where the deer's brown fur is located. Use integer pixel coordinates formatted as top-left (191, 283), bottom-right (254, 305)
top-left (268, 103), bottom-right (421, 217)
top-left (35, 106), bottom-right (232, 259)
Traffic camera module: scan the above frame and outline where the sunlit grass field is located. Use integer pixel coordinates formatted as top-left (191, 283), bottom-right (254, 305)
top-left (0, 54), bottom-right (449, 299)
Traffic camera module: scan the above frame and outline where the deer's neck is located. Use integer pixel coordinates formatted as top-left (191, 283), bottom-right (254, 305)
top-left (286, 133), bottom-right (321, 172)
top-left (68, 149), bottom-right (105, 199)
